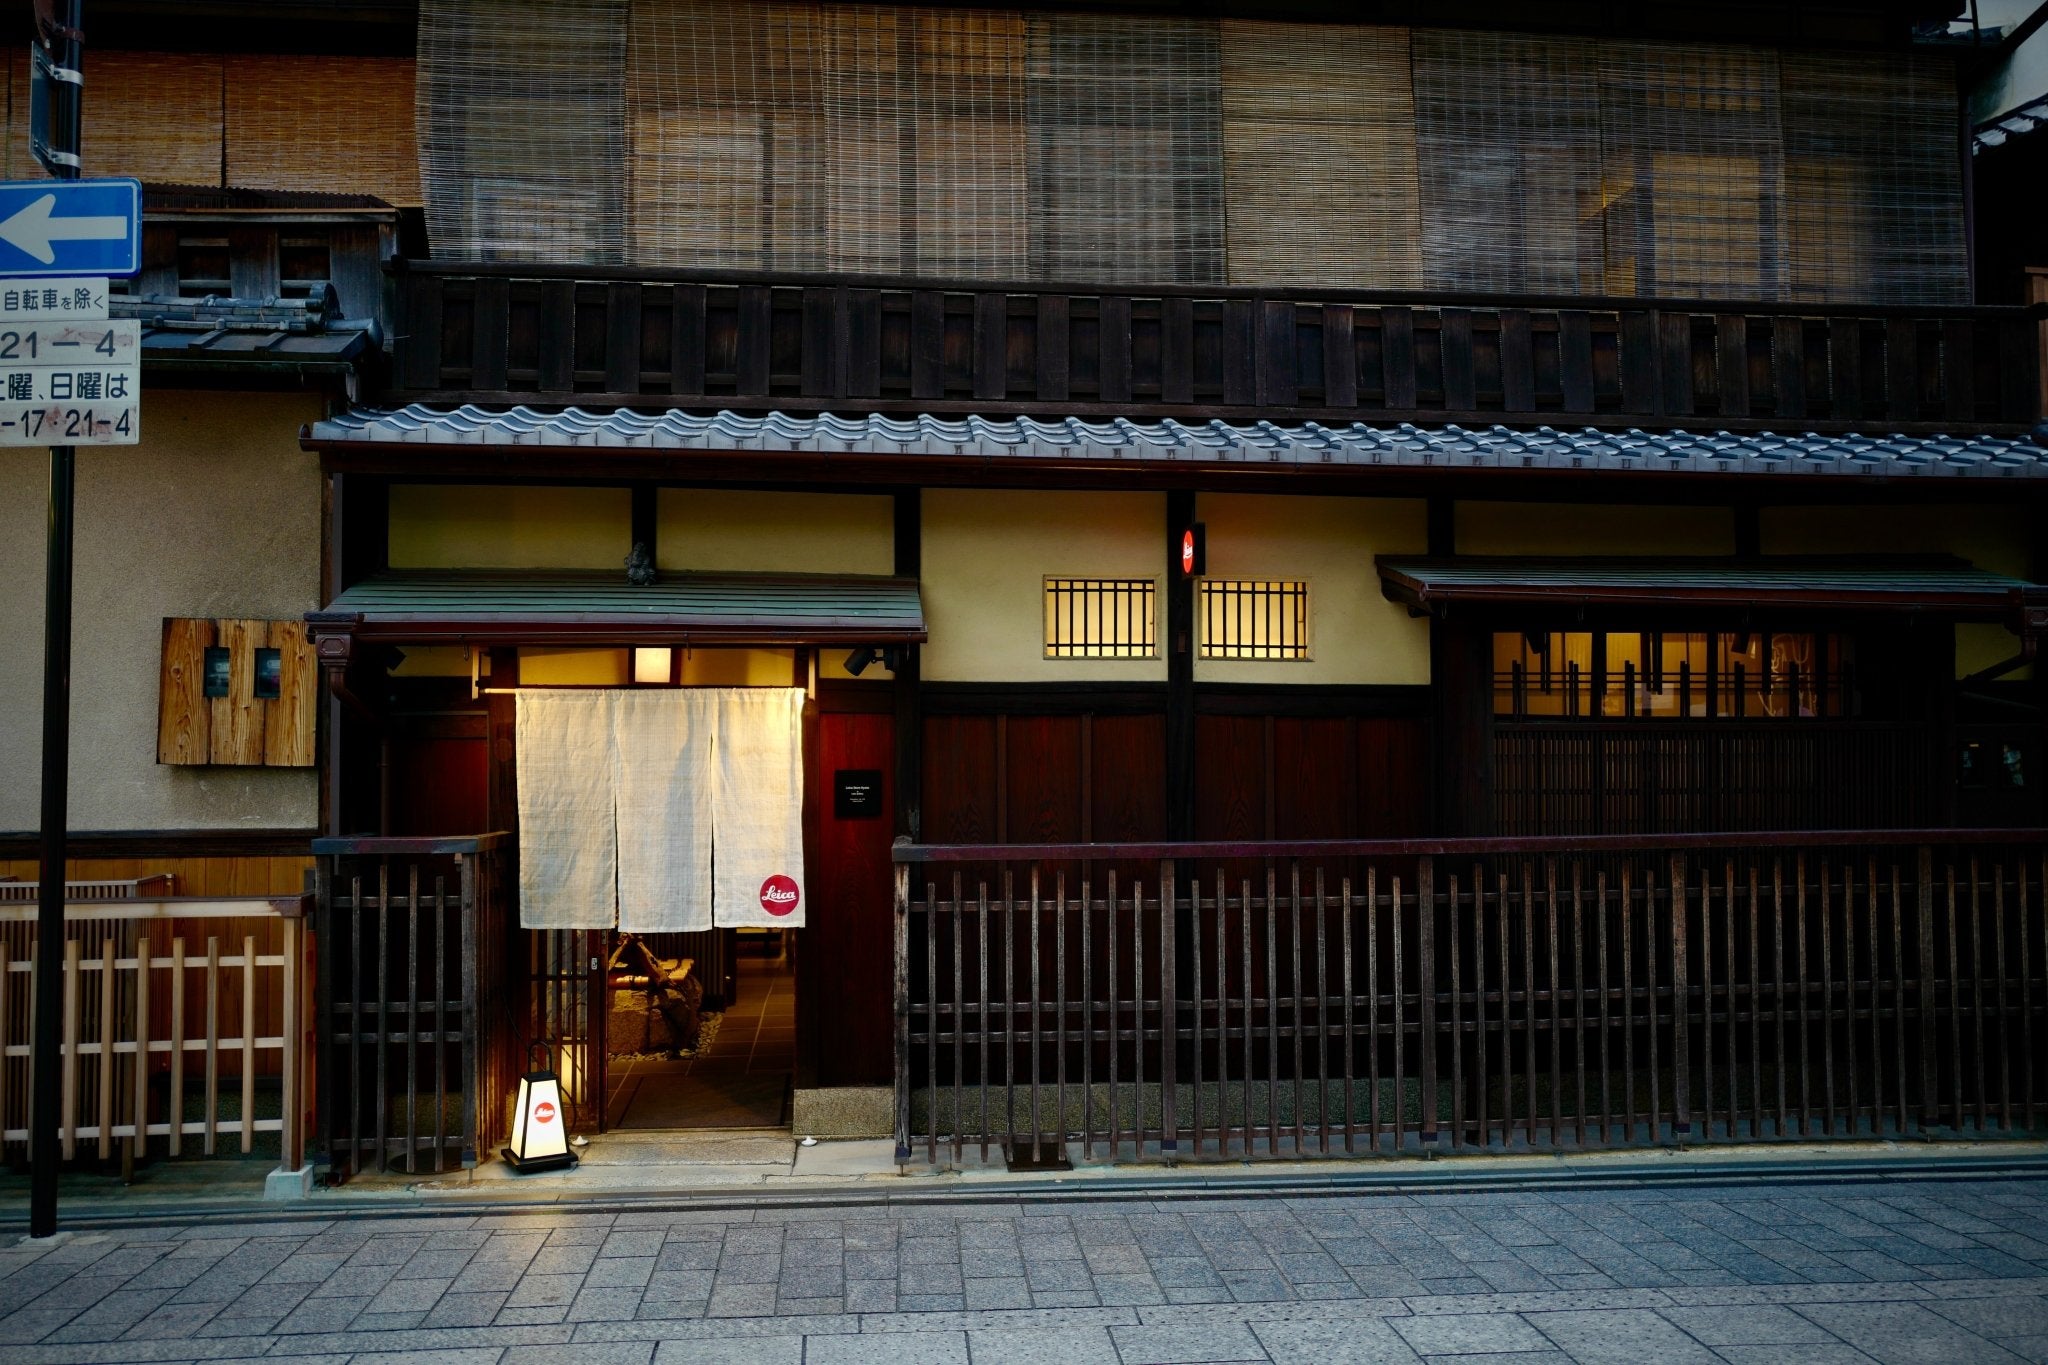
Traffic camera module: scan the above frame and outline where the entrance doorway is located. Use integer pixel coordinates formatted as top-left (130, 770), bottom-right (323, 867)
top-left (605, 930), bottom-right (795, 1130)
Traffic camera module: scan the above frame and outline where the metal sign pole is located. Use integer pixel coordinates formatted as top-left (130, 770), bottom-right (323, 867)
top-left (29, 0), bottom-right (85, 1242)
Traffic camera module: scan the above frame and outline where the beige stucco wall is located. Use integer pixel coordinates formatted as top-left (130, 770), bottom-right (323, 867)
top-left (922, 489), bottom-right (1167, 682)
top-left (1457, 502), bottom-right (1736, 556)
top-left (657, 489), bottom-right (894, 576)
top-left (1195, 494), bottom-right (1430, 685)
top-left (388, 484), bottom-right (630, 568)
top-left (1762, 504), bottom-right (2036, 680)
top-left (0, 390), bottom-right (322, 831)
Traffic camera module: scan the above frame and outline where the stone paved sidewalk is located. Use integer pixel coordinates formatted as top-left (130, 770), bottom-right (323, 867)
top-left (4, 1175), bottom-right (2048, 1363)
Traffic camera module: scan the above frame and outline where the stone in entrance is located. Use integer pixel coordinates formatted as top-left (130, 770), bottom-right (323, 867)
top-left (607, 937), bottom-right (702, 1054)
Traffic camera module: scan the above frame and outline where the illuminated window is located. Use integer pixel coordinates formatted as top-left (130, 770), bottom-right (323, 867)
top-left (1492, 631), bottom-right (1853, 719)
top-left (1200, 580), bottom-right (1310, 661)
top-left (1043, 578), bottom-right (1156, 659)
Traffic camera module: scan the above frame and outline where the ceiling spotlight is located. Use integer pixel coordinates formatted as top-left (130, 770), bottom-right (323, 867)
top-left (844, 647), bottom-right (879, 676)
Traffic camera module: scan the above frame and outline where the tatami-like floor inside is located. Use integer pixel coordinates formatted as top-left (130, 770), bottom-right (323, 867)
top-left (605, 936), bottom-right (794, 1131)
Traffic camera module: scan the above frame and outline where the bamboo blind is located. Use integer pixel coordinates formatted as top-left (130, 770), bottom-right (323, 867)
top-left (420, 0), bottom-right (630, 264)
top-left (417, 0), bottom-right (1971, 303)
top-left (226, 56), bottom-right (422, 206)
top-left (1220, 22), bottom-right (1421, 289)
top-left (2, 50), bottom-right (420, 206)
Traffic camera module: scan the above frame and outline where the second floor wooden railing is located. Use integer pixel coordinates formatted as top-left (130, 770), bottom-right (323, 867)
top-left (390, 261), bottom-right (2045, 433)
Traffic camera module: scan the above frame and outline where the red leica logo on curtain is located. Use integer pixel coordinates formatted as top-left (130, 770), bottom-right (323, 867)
top-left (759, 875), bottom-right (800, 916)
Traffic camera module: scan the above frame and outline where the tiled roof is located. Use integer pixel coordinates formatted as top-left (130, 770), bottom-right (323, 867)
top-left (306, 406), bottom-right (2048, 480)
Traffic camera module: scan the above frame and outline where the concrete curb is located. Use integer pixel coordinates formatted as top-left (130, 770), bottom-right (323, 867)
top-left (8, 1147), bottom-right (2048, 1234)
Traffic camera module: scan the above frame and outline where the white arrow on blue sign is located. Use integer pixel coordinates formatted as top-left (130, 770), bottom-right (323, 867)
top-left (0, 179), bottom-right (141, 279)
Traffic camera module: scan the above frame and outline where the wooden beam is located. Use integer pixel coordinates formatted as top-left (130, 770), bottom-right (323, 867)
top-left (1166, 490), bottom-right (1196, 842)
top-left (894, 489), bottom-right (923, 841)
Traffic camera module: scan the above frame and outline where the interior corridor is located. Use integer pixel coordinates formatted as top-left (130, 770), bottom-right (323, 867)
top-left (605, 933), bottom-right (795, 1131)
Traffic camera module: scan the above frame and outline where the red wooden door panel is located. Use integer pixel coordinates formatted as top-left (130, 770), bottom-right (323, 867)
top-left (804, 710), bottom-right (897, 1085)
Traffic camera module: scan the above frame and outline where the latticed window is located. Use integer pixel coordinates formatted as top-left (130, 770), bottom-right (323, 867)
top-left (1043, 579), bottom-right (1157, 659)
top-left (1199, 580), bottom-right (1309, 661)
top-left (1492, 630), bottom-right (1854, 719)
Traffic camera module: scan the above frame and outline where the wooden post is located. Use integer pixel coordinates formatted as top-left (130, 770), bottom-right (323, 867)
top-left (1669, 851), bottom-right (1691, 1138)
top-left (60, 938), bottom-right (80, 1160)
top-left (1158, 858), bottom-right (1178, 1155)
top-left (97, 938), bottom-right (114, 1159)
top-left (893, 842), bottom-right (912, 1167)
top-left (459, 852), bottom-right (479, 1168)
top-left (1918, 845), bottom-right (1940, 1132)
top-left (1417, 856), bottom-right (1438, 1144)
top-left (281, 913), bottom-right (301, 1173)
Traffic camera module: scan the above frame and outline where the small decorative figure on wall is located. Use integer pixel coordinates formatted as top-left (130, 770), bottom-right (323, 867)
top-left (625, 541), bottom-right (658, 586)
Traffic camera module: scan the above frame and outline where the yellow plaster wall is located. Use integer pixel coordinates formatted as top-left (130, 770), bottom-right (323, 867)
top-left (1762, 505), bottom-right (2035, 679)
top-left (679, 648), bottom-right (800, 686)
top-left (1195, 494), bottom-right (1431, 685)
top-left (388, 485), bottom-right (630, 569)
top-left (922, 490), bottom-right (1166, 682)
top-left (519, 648), bottom-right (630, 686)
top-left (657, 489), bottom-right (894, 575)
top-left (1457, 502), bottom-right (1735, 556)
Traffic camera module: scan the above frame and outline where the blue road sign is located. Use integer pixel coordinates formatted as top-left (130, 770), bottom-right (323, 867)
top-left (0, 179), bottom-right (141, 279)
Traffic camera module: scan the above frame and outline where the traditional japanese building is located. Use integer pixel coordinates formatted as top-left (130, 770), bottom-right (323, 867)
top-left (5, 0), bottom-right (2045, 1181)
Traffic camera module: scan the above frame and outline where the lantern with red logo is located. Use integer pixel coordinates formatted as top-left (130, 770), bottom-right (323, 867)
top-left (1176, 523), bottom-right (1206, 577)
top-left (503, 1068), bottom-right (576, 1172)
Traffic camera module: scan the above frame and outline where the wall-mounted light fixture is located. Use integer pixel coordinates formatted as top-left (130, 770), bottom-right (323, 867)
top-left (633, 647), bottom-right (673, 685)
top-left (844, 646), bottom-right (904, 677)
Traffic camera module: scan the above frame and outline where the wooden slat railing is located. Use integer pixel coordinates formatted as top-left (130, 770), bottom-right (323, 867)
top-left (390, 262), bottom-right (2044, 432)
top-left (892, 830), bottom-right (2048, 1167)
top-left (312, 833), bottom-right (514, 1179)
top-left (0, 896), bottom-right (312, 1172)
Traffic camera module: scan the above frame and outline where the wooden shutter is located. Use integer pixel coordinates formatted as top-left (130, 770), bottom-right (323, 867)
top-left (225, 56), bottom-right (423, 207)
top-left (159, 617), bottom-right (317, 768)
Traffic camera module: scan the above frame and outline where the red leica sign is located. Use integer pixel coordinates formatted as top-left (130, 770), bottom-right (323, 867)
top-left (1181, 529), bottom-right (1196, 575)
top-left (533, 1100), bottom-right (556, 1124)
top-left (759, 874), bottom-right (800, 917)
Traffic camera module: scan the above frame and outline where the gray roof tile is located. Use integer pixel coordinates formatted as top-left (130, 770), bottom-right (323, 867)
top-left (305, 406), bottom-right (2048, 480)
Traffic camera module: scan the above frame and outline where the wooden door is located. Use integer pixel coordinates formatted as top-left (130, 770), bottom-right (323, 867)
top-left (802, 708), bottom-right (897, 1085)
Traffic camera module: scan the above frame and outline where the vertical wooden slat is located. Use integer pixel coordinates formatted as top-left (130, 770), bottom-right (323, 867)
top-left (604, 282), bottom-right (643, 394)
top-left (204, 936), bottom-right (221, 1156)
top-left (401, 274), bottom-right (446, 390)
top-left (1106, 872), bottom-right (1120, 1159)
top-left (802, 287), bottom-right (836, 398)
top-left (1055, 872), bottom-right (1068, 1162)
top-left (1382, 307), bottom-right (1417, 412)
top-left (97, 937), bottom-right (115, 1159)
top-left (1773, 317), bottom-right (1807, 419)
top-left (1160, 860), bottom-right (1179, 1156)
top-left (1161, 297), bottom-right (1195, 406)
top-left (434, 876), bottom-right (447, 1172)
top-left (947, 874), bottom-right (959, 1165)
top-left (1288, 865), bottom-right (1305, 1156)
top-left (1619, 311), bottom-right (1657, 415)
top-left (1559, 311), bottom-right (1594, 413)
top-left (157, 618), bottom-right (214, 765)
top-left (263, 620), bottom-right (319, 769)
top-left (535, 278), bottom-right (574, 393)
top-left (1257, 300), bottom-right (1295, 408)
top-left (59, 939), bottom-right (81, 1158)
top-left (1796, 855), bottom-right (1812, 1135)
top-left (1222, 300), bottom-right (1255, 407)
top-left (1003, 871), bottom-right (1016, 1157)
top-left (1322, 305), bottom-right (1357, 409)
top-left (1452, 872), bottom-right (1468, 1147)
top-left (910, 290), bottom-right (945, 402)
top-left (973, 292), bottom-right (1006, 403)
top-left (1366, 869), bottom-right (1381, 1151)
top-left (1440, 309), bottom-right (1474, 413)
top-left (1029, 868), bottom-right (1043, 1158)
top-left (1771, 863), bottom-right (1788, 1137)
top-left (1391, 873), bottom-right (1405, 1151)
top-left (1892, 860), bottom-right (1911, 1135)
top-left (1500, 309), bottom-right (1534, 412)
top-left (1339, 874), bottom-right (1355, 1154)
top-left (737, 285), bottom-right (772, 397)
top-left (241, 933), bottom-right (256, 1154)
top-left (1716, 315), bottom-right (1749, 417)
top-left (209, 619), bottom-right (266, 767)
top-left (169, 938), bottom-right (186, 1156)
top-left (979, 879), bottom-right (992, 1162)
top-left (1036, 295), bottom-right (1069, 403)
top-left (1264, 868), bottom-right (1280, 1156)
top-left (1917, 847), bottom-right (1938, 1131)
top-left (1821, 859), bottom-right (1838, 1134)
top-left (280, 917), bottom-right (298, 1172)
top-left (1669, 856), bottom-right (1690, 1139)
top-left (1658, 312), bottom-right (1693, 415)
top-left (1099, 296), bottom-right (1133, 404)
top-left (1992, 868), bottom-right (2012, 1132)
top-left (1941, 319), bottom-right (1976, 421)
top-left (1841, 862), bottom-right (1859, 1134)
top-left (1415, 859), bottom-right (1436, 1146)
top-left (133, 934), bottom-right (152, 1157)
top-left (1885, 317), bottom-right (1919, 422)
top-left (1829, 319), bottom-right (1863, 420)
top-left (1080, 873), bottom-right (1092, 1161)
top-left (1191, 869), bottom-right (1207, 1158)
top-left (407, 866), bottom-right (420, 1172)
top-left (670, 283), bottom-right (707, 395)
top-left (470, 276), bottom-right (510, 391)
top-left (1621, 867), bottom-right (1636, 1140)
top-left (1573, 864), bottom-right (1588, 1145)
